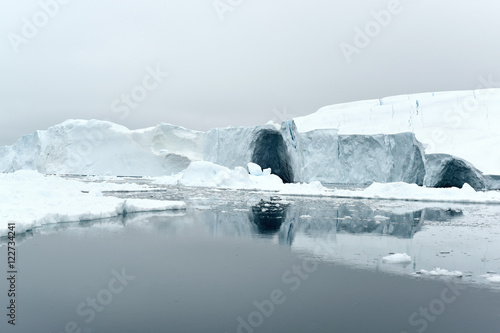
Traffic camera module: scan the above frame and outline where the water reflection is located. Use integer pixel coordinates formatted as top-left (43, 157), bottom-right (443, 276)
top-left (2, 200), bottom-right (466, 247)
top-left (247, 200), bottom-right (464, 243)
top-left (250, 199), bottom-right (290, 235)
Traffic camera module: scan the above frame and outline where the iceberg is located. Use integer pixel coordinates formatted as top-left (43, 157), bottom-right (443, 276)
top-left (1, 89), bottom-right (499, 188)
top-left (0, 120), bottom-right (203, 176)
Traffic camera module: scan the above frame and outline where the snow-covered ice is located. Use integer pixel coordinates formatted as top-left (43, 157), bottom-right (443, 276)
top-left (293, 89), bottom-right (500, 175)
top-left (154, 161), bottom-right (285, 190)
top-left (382, 253), bottom-right (412, 264)
top-left (0, 170), bottom-right (186, 237)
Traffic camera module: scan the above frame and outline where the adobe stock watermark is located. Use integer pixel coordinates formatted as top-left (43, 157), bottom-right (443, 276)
top-left (400, 280), bottom-right (466, 333)
top-left (270, 106), bottom-right (298, 125)
top-left (213, 0), bottom-right (243, 21)
top-left (424, 74), bottom-right (500, 152)
top-left (339, 0), bottom-right (411, 64)
top-left (111, 64), bottom-right (169, 120)
top-left (52, 268), bottom-right (135, 333)
top-left (65, 124), bottom-right (104, 170)
top-left (67, 64), bottom-right (168, 170)
top-left (7, 0), bottom-right (72, 54)
top-left (227, 240), bottom-right (335, 333)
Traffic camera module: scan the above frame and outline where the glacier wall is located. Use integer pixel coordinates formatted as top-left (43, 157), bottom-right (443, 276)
top-left (295, 129), bottom-right (425, 184)
top-left (205, 120), bottom-right (426, 184)
top-left (293, 88), bottom-right (500, 175)
top-left (203, 126), bottom-right (260, 170)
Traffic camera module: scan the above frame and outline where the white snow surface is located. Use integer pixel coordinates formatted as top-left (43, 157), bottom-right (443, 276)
top-left (293, 89), bottom-right (500, 175)
top-left (0, 170), bottom-right (186, 237)
top-left (382, 253), bottom-right (412, 264)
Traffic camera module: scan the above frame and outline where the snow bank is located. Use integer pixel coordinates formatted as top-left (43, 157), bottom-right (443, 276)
top-left (293, 89), bottom-right (500, 175)
top-left (0, 170), bottom-right (186, 237)
top-left (416, 268), bottom-right (463, 277)
top-left (382, 253), bottom-right (412, 264)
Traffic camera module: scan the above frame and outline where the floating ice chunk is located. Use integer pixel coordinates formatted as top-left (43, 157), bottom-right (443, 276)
top-left (417, 268), bottom-right (463, 277)
top-left (247, 162), bottom-right (263, 176)
top-left (122, 199), bottom-right (186, 213)
top-left (382, 253), bottom-right (412, 264)
top-left (481, 274), bottom-right (500, 283)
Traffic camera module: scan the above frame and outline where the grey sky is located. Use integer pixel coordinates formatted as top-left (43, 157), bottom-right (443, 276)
top-left (1, 0), bottom-right (499, 145)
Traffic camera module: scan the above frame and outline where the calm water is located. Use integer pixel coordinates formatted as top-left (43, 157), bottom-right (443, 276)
top-left (2, 182), bottom-right (500, 332)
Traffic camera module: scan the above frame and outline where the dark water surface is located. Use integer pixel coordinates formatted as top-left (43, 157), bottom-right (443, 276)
top-left (1, 208), bottom-right (499, 333)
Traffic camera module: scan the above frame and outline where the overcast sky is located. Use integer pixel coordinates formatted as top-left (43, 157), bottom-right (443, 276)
top-left (1, 0), bottom-right (500, 145)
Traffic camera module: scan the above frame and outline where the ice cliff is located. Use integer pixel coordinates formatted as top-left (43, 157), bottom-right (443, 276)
top-left (1, 88), bottom-right (499, 188)
top-left (204, 121), bottom-right (425, 185)
top-left (294, 88), bottom-right (500, 176)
